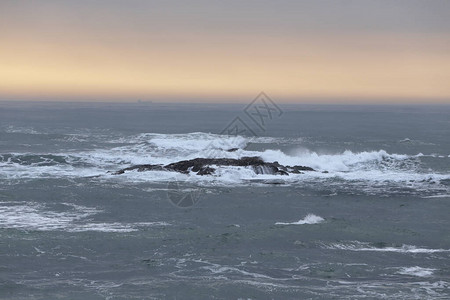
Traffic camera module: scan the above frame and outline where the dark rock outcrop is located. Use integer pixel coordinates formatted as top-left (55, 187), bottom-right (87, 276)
top-left (113, 164), bottom-right (165, 175)
top-left (113, 156), bottom-right (316, 176)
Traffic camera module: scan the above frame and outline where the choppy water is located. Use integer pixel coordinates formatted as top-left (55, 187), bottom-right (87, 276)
top-left (0, 101), bottom-right (449, 299)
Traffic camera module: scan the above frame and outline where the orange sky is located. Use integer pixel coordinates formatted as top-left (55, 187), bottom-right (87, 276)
top-left (1, 1), bottom-right (450, 103)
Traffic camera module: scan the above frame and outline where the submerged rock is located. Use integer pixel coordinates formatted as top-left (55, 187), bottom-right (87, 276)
top-left (112, 156), bottom-right (316, 176)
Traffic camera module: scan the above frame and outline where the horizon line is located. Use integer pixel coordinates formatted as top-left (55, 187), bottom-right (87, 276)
top-left (1, 97), bottom-right (450, 106)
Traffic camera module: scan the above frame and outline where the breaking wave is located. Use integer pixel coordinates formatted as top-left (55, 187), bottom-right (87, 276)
top-left (1, 132), bottom-right (449, 195)
top-left (275, 214), bottom-right (325, 225)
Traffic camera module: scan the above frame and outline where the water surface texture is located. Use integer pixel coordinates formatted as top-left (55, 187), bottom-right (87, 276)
top-left (1, 102), bottom-right (449, 299)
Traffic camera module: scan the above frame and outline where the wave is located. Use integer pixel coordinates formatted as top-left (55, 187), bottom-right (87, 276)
top-left (0, 202), bottom-right (170, 232)
top-left (422, 194), bottom-right (450, 199)
top-left (321, 241), bottom-right (450, 254)
top-left (0, 153), bottom-right (73, 166)
top-left (140, 132), bottom-right (248, 151)
top-left (116, 133), bottom-right (426, 172)
top-left (68, 222), bottom-right (170, 233)
top-left (2, 125), bottom-right (41, 135)
top-left (397, 266), bottom-right (436, 277)
top-left (275, 214), bottom-right (324, 225)
top-left (99, 133), bottom-right (448, 178)
top-left (1, 132), bottom-right (449, 195)
top-left (0, 133), bottom-right (440, 169)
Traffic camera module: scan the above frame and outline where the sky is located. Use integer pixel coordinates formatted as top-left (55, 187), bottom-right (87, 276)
top-left (1, 0), bottom-right (450, 103)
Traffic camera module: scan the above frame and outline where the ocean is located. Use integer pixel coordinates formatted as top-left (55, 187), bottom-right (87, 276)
top-left (0, 100), bottom-right (449, 299)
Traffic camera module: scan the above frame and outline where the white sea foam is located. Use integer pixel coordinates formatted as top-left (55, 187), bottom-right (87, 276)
top-left (275, 214), bottom-right (324, 225)
top-left (1, 132), bottom-right (450, 192)
top-left (69, 221), bottom-right (170, 232)
top-left (0, 162), bottom-right (104, 180)
top-left (322, 241), bottom-right (450, 253)
top-left (422, 194), bottom-right (450, 198)
top-left (2, 125), bottom-right (41, 135)
top-left (202, 265), bottom-right (272, 279)
top-left (0, 202), bottom-right (169, 232)
top-left (131, 132), bottom-right (248, 153)
top-left (258, 149), bottom-right (412, 172)
top-left (398, 266), bottom-right (436, 277)
top-left (0, 202), bottom-right (99, 231)
top-left (174, 258), bottom-right (274, 280)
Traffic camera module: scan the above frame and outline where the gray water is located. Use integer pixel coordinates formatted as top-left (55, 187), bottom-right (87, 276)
top-left (0, 101), bottom-right (449, 299)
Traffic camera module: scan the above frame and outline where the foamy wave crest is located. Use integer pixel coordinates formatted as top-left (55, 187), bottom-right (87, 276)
top-left (135, 132), bottom-right (248, 152)
top-left (397, 266), bottom-right (436, 277)
top-left (1, 132), bottom-right (449, 193)
top-left (242, 148), bottom-right (450, 186)
top-left (257, 149), bottom-right (413, 172)
top-left (80, 132), bottom-right (249, 167)
top-left (322, 241), bottom-right (450, 253)
top-left (275, 214), bottom-right (324, 225)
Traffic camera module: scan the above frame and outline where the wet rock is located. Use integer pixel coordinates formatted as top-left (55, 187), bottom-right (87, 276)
top-left (112, 164), bottom-right (165, 175)
top-left (196, 166), bottom-right (215, 175)
top-left (113, 157), bottom-right (317, 176)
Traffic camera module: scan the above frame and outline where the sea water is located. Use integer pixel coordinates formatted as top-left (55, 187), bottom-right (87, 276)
top-left (0, 101), bottom-right (449, 299)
